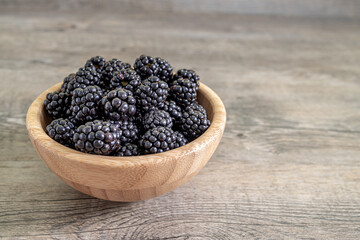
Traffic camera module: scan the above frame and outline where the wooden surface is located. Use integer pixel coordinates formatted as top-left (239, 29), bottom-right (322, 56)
top-left (1, 3), bottom-right (360, 239)
top-left (1, 0), bottom-right (360, 18)
top-left (26, 82), bottom-right (225, 202)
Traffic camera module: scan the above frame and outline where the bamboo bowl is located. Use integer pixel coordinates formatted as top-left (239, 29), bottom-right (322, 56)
top-left (26, 82), bottom-right (226, 202)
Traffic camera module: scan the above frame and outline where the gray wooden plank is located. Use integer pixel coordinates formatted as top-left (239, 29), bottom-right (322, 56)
top-left (0, 0), bottom-right (359, 18)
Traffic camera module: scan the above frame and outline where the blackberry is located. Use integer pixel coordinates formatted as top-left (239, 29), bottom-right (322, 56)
top-left (110, 120), bottom-right (139, 143)
top-left (84, 56), bottom-right (106, 73)
top-left (135, 76), bottom-right (169, 112)
top-left (134, 55), bottom-right (173, 82)
top-left (110, 68), bottom-right (141, 92)
top-left (170, 78), bottom-right (197, 106)
top-left (73, 120), bottom-right (121, 155)
top-left (172, 69), bottom-right (200, 91)
top-left (155, 57), bottom-right (173, 82)
top-left (62, 67), bottom-right (101, 95)
top-left (143, 110), bottom-right (173, 131)
top-left (185, 101), bottom-right (207, 115)
top-left (160, 100), bottom-right (182, 123)
top-left (173, 131), bottom-right (188, 149)
top-left (44, 91), bottom-right (71, 119)
top-left (179, 107), bottom-right (210, 140)
top-left (139, 127), bottom-right (177, 154)
top-left (134, 55), bottom-right (159, 80)
top-left (46, 118), bottom-right (75, 147)
top-left (70, 85), bottom-right (103, 124)
top-left (101, 59), bottom-right (131, 89)
top-left (60, 73), bottom-right (76, 94)
top-left (114, 143), bottom-right (140, 157)
top-left (101, 88), bottom-right (137, 121)
top-left (75, 66), bottom-right (101, 87)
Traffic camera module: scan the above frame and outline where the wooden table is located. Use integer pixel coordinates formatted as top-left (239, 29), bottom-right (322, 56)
top-left (1, 3), bottom-right (360, 239)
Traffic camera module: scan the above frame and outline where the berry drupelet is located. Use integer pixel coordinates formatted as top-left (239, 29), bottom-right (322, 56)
top-left (73, 120), bottom-right (121, 155)
top-left (101, 88), bottom-right (137, 121)
top-left (135, 76), bottom-right (169, 112)
top-left (44, 91), bottom-right (71, 119)
top-left (110, 68), bottom-right (141, 92)
top-left (114, 143), bottom-right (140, 156)
top-left (46, 118), bottom-right (75, 147)
top-left (172, 69), bottom-right (200, 91)
top-left (170, 78), bottom-right (197, 107)
top-left (70, 85), bottom-right (103, 124)
top-left (143, 109), bottom-right (173, 131)
top-left (101, 59), bottom-right (131, 89)
top-left (179, 107), bottom-right (210, 140)
top-left (139, 126), bottom-right (177, 154)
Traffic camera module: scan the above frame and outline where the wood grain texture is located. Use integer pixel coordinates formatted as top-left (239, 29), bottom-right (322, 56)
top-left (26, 82), bottom-right (226, 201)
top-left (1, 0), bottom-right (359, 18)
top-left (1, 3), bottom-right (360, 240)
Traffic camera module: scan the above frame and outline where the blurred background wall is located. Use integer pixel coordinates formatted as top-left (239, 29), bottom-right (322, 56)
top-left (1, 0), bottom-right (359, 19)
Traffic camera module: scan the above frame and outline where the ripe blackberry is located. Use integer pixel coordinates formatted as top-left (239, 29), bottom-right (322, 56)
top-left (185, 101), bottom-right (207, 115)
top-left (60, 73), bottom-right (76, 94)
top-left (62, 67), bottom-right (101, 95)
top-left (139, 127), bottom-right (177, 154)
top-left (135, 76), bottom-right (169, 112)
top-left (134, 55), bottom-right (158, 80)
top-left (155, 57), bottom-right (173, 82)
top-left (44, 91), bottom-right (71, 119)
top-left (160, 100), bottom-right (182, 123)
top-left (70, 85), bottom-right (103, 124)
top-left (170, 78), bottom-right (197, 106)
top-left (101, 59), bottom-right (131, 89)
top-left (179, 107), bottom-right (210, 140)
top-left (75, 66), bottom-right (101, 87)
top-left (114, 143), bottom-right (140, 157)
top-left (101, 88), bottom-right (137, 121)
top-left (46, 118), bottom-right (75, 147)
top-left (143, 110), bottom-right (173, 131)
top-left (110, 68), bottom-right (141, 92)
top-left (173, 131), bottom-right (188, 149)
top-left (73, 120), bottom-right (121, 155)
top-left (172, 69), bottom-right (200, 91)
top-left (134, 55), bottom-right (173, 82)
top-left (84, 56), bottom-right (106, 73)
top-left (110, 120), bottom-right (139, 143)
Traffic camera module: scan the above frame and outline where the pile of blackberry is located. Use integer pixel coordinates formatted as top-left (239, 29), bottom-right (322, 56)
top-left (45, 55), bottom-right (211, 156)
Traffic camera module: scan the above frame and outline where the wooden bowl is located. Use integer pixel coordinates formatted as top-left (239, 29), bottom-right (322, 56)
top-left (26, 82), bottom-right (226, 202)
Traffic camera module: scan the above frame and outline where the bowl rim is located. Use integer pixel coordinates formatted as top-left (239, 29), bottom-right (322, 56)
top-left (26, 81), bottom-right (226, 167)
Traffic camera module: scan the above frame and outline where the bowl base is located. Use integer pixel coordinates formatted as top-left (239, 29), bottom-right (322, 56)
top-left (59, 173), bottom-right (197, 202)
